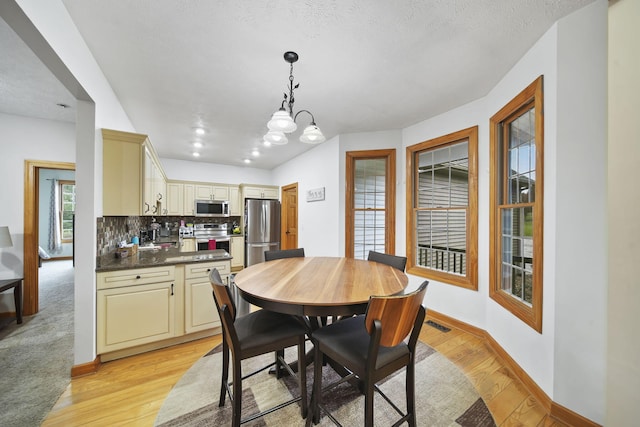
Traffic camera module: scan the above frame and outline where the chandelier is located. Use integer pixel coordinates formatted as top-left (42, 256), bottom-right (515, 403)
top-left (263, 51), bottom-right (326, 145)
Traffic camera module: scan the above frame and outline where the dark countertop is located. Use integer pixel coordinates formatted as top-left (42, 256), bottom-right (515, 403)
top-left (96, 248), bottom-right (232, 272)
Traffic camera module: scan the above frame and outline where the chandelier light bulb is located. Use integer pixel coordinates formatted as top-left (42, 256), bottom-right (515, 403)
top-left (263, 130), bottom-right (288, 145)
top-left (267, 109), bottom-right (297, 133)
top-left (299, 124), bottom-right (326, 144)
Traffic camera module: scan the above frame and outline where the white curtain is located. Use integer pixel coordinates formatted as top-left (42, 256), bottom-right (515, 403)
top-left (48, 179), bottom-right (62, 253)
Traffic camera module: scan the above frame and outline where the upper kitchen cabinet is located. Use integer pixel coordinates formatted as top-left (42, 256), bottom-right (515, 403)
top-left (195, 184), bottom-right (229, 201)
top-left (144, 148), bottom-right (167, 216)
top-left (166, 182), bottom-right (183, 216)
top-left (241, 184), bottom-right (279, 200)
top-left (102, 129), bottom-right (167, 216)
top-left (229, 185), bottom-right (241, 216)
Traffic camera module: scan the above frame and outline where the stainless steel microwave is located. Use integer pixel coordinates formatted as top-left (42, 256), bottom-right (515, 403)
top-left (194, 200), bottom-right (230, 217)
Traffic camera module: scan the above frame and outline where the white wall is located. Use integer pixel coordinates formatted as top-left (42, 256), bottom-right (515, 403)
top-left (483, 16), bottom-right (559, 402)
top-left (607, 0), bottom-right (640, 424)
top-left (0, 113), bottom-right (75, 313)
top-left (160, 158), bottom-right (273, 185)
top-left (272, 137), bottom-right (341, 256)
top-left (402, 3), bottom-right (608, 422)
top-left (553, 1), bottom-right (607, 421)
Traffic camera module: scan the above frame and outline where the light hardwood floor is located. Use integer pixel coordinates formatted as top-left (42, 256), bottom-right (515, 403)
top-left (43, 316), bottom-right (567, 426)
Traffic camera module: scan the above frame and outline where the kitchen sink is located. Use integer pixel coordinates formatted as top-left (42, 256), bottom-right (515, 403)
top-left (138, 242), bottom-right (176, 251)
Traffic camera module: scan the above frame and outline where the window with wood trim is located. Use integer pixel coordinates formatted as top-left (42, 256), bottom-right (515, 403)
top-left (59, 180), bottom-right (75, 243)
top-left (489, 76), bottom-right (544, 332)
top-left (346, 149), bottom-right (396, 259)
top-left (406, 127), bottom-right (478, 290)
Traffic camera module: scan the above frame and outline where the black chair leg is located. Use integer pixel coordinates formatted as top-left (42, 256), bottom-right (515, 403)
top-left (232, 358), bottom-right (242, 427)
top-left (219, 340), bottom-right (229, 407)
top-left (364, 375), bottom-right (375, 427)
top-left (298, 336), bottom-right (308, 418)
top-left (407, 361), bottom-right (417, 427)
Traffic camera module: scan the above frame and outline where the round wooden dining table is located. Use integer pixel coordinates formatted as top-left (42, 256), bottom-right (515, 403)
top-left (233, 256), bottom-right (409, 317)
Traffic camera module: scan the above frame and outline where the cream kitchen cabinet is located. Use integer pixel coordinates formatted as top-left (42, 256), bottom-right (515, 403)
top-left (142, 148), bottom-right (156, 215)
top-left (102, 128), bottom-right (167, 216)
top-left (183, 184), bottom-right (195, 215)
top-left (166, 182), bottom-right (183, 216)
top-left (184, 260), bottom-right (230, 333)
top-left (180, 237), bottom-right (196, 252)
top-left (97, 265), bottom-right (177, 354)
top-left (144, 149), bottom-right (167, 216)
top-left (231, 236), bottom-right (244, 269)
top-left (195, 184), bottom-right (229, 201)
top-left (229, 185), bottom-right (241, 216)
top-left (241, 184), bottom-right (279, 200)
top-left (97, 259), bottom-right (231, 360)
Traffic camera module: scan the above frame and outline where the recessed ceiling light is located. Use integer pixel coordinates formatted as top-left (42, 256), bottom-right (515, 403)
top-left (195, 128), bottom-right (205, 135)
top-left (243, 159), bottom-right (251, 164)
top-left (193, 141), bottom-right (203, 148)
top-left (252, 149), bottom-right (260, 157)
top-left (263, 141), bottom-right (272, 147)
top-left (192, 152), bottom-right (200, 157)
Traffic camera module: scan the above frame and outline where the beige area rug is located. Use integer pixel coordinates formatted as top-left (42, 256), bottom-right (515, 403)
top-left (155, 340), bottom-right (496, 426)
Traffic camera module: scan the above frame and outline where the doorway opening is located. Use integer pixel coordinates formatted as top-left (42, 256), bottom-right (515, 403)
top-left (24, 160), bottom-right (76, 315)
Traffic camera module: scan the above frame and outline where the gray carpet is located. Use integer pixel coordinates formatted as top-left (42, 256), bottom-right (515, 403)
top-left (0, 260), bottom-right (74, 427)
top-left (155, 340), bottom-right (496, 426)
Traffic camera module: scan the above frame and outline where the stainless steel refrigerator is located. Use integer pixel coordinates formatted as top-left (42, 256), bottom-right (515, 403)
top-left (245, 198), bottom-right (281, 266)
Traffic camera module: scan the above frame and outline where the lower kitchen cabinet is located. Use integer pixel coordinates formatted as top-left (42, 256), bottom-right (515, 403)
top-left (184, 260), bottom-right (229, 333)
top-left (97, 260), bottom-right (230, 359)
top-left (97, 280), bottom-right (176, 354)
top-left (231, 236), bottom-right (244, 269)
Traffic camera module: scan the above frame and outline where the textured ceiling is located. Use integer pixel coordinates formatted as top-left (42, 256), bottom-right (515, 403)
top-left (0, 17), bottom-right (76, 123)
top-left (2, 1), bottom-right (595, 169)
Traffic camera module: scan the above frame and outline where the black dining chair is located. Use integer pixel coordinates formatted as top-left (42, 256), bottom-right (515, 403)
top-left (367, 250), bottom-right (407, 272)
top-left (264, 247), bottom-right (305, 261)
top-left (309, 280), bottom-right (429, 426)
top-left (210, 268), bottom-right (308, 427)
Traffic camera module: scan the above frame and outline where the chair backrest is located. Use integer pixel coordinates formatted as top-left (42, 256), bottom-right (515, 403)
top-left (367, 250), bottom-right (407, 272)
top-left (210, 268), bottom-right (236, 320)
top-left (264, 247), bottom-right (305, 261)
top-left (364, 280), bottom-right (428, 347)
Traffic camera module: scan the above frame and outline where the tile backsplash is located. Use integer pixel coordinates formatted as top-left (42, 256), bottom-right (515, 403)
top-left (97, 216), bottom-right (241, 256)
top-left (96, 216), bottom-right (143, 256)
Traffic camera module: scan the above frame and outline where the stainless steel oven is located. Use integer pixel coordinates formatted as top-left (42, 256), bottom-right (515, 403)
top-left (193, 223), bottom-right (230, 253)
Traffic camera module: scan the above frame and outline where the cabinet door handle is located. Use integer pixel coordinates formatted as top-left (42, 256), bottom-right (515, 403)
top-left (171, 283), bottom-right (174, 296)
top-left (136, 275), bottom-right (141, 279)
top-left (144, 202), bottom-right (150, 213)
top-left (157, 193), bottom-right (163, 200)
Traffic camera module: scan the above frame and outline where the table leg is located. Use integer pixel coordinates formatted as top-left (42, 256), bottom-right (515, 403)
top-left (14, 281), bottom-right (22, 324)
